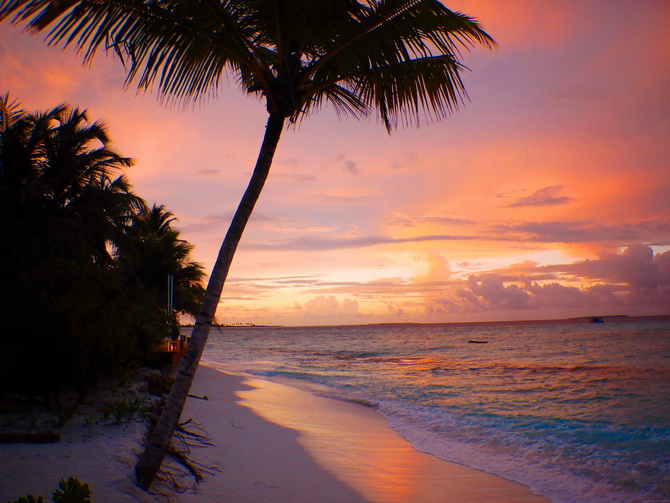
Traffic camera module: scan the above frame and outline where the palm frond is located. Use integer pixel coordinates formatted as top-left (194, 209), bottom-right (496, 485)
top-left (351, 54), bottom-right (469, 129)
top-left (299, 83), bottom-right (370, 123)
top-left (300, 0), bottom-right (496, 129)
top-left (0, 93), bottom-right (25, 132)
top-left (0, 0), bottom-right (273, 103)
top-left (2, 0), bottom-right (495, 125)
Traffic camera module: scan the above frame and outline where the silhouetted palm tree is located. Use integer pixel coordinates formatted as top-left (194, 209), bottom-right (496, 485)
top-left (1, 0), bottom-right (495, 487)
top-left (0, 94), bottom-right (146, 399)
top-left (116, 204), bottom-right (205, 318)
top-left (0, 94), bottom-right (141, 265)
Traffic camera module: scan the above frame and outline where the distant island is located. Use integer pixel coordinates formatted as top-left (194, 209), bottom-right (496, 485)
top-left (179, 314), bottom-right (669, 330)
top-left (181, 322), bottom-right (284, 328)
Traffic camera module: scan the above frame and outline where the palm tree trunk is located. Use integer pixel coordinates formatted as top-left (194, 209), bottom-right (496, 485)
top-left (135, 113), bottom-right (285, 489)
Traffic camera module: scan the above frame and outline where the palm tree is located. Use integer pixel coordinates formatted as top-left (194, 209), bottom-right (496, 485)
top-left (0, 94), bottom-right (145, 399)
top-left (116, 203), bottom-right (205, 318)
top-left (114, 203), bottom-right (205, 361)
top-left (0, 94), bottom-right (141, 265)
top-left (1, 0), bottom-right (495, 488)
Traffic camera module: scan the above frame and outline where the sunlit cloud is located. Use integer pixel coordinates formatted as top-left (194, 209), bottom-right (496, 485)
top-left (388, 215), bottom-right (475, 228)
top-left (242, 233), bottom-right (477, 251)
top-left (506, 185), bottom-right (574, 208)
top-left (491, 220), bottom-right (670, 245)
top-left (194, 169), bottom-right (221, 176)
top-left (425, 247), bottom-right (670, 317)
top-left (2, 0), bottom-right (668, 325)
top-left (332, 153), bottom-right (361, 176)
top-left (218, 246), bottom-right (669, 324)
top-left (273, 172), bottom-right (317, 183)
top-left (239, 219), bottom-right (670, 253)
top-left (547, 246), bottom-right (670, 291)
top-left (301, 295), bottom-right (362, 320)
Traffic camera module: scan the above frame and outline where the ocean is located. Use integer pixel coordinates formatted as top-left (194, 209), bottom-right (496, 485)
top-left (194, 317), bottom-right (670, 503)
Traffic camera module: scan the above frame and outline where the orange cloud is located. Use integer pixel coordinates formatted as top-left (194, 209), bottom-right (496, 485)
top-left (2, 1), bottom-right (668, 325)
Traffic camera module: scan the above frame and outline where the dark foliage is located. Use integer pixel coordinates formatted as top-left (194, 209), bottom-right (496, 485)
top-left (0, 95), bottom-right (205, 403)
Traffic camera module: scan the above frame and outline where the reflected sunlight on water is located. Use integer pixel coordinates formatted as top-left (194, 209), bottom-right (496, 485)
top-left (200, 318), bottom-right (670, 503)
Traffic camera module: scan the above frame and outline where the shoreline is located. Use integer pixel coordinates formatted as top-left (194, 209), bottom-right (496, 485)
top-left (179, 364), bottom-right (550, 502)
top-left (0, 364), bottom-right (551, 502)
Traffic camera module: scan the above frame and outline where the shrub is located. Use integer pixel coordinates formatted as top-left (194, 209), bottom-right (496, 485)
top-left (100, 396), bottom-right (147, 424)
top-left (10, 477), bottom-right (91, 503)
top-left (11, 496), bottom-right (44, 503)
top-left (52, 477), bottom-right (92, 503)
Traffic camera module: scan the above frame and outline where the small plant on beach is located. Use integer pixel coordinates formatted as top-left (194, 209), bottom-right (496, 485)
top-left (52, 477), bottom-right (92, 503)
top-left (100, 396), bottom-right (147, 424)
top-left (10, 496), bottom-right (44, 503)
top-left (145, 373), bottom-right (174, 397)
top-left (10, 477), bottom-right (91, 503)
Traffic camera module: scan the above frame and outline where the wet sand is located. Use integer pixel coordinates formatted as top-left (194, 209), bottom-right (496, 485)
top-left (177, 364), bottom-right (549, 502)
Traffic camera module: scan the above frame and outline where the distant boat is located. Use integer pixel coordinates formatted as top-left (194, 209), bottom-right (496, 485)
top-left (590, 317), bottom-right (605, 323)
top-left (468, 340), bottom-right (488, 344)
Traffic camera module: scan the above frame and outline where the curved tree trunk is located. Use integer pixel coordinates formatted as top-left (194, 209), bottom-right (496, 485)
top-left (135, 113), bottom-right (285, 489)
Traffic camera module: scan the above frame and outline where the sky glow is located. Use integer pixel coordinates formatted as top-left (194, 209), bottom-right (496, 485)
top-left (1, 0), bottom-right (669, 325)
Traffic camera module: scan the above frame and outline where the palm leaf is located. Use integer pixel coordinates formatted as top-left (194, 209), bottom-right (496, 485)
top-left (1, 0), bottom-right (494, 125)
top-left (0, 93), bottom-right (25, 131)
top-left (300, 0), bottom-right (496, 128)
top-left (0, 0), bottom-right (273, 102)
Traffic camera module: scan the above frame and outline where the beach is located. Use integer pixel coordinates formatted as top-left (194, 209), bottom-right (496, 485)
top-left (177, 365), bottom-right (548, 502)
top-left (198, 321), bottom-right (670, 503)
top-left (1, 363), bottom-right (548, 502)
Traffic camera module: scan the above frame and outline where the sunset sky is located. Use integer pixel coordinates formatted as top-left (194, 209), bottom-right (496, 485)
top-left (1, 0), bottom-right (669, 326)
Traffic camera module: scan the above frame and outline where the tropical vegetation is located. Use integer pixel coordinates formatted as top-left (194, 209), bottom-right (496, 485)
top-left (0, 94), bottom-right (204, 404)
top-left (0, 0), bottom-right (495, 489)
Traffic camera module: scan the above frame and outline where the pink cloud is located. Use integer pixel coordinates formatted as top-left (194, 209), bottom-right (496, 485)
top-left (2, 1), bottom-right (668, 325)
top-left (558, 246), bottom-right (670, 295)
top-left (302, 295), bottom-right (361, 319)
top-left (463, 275), bottom-right (532, 311)
top-left (432, 247), bottom-right (670, 316)
top-left (506, 186), bottom-right (574, 208)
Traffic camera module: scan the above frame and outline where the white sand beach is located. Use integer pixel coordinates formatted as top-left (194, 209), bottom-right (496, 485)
top-left (0, 380), bottom-right (157, 503)
top-left (1, 364), bottom-right (549, 502)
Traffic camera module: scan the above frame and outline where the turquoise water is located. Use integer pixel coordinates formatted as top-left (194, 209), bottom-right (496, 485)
top-left (195, 319), bottom-right (670, 502)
